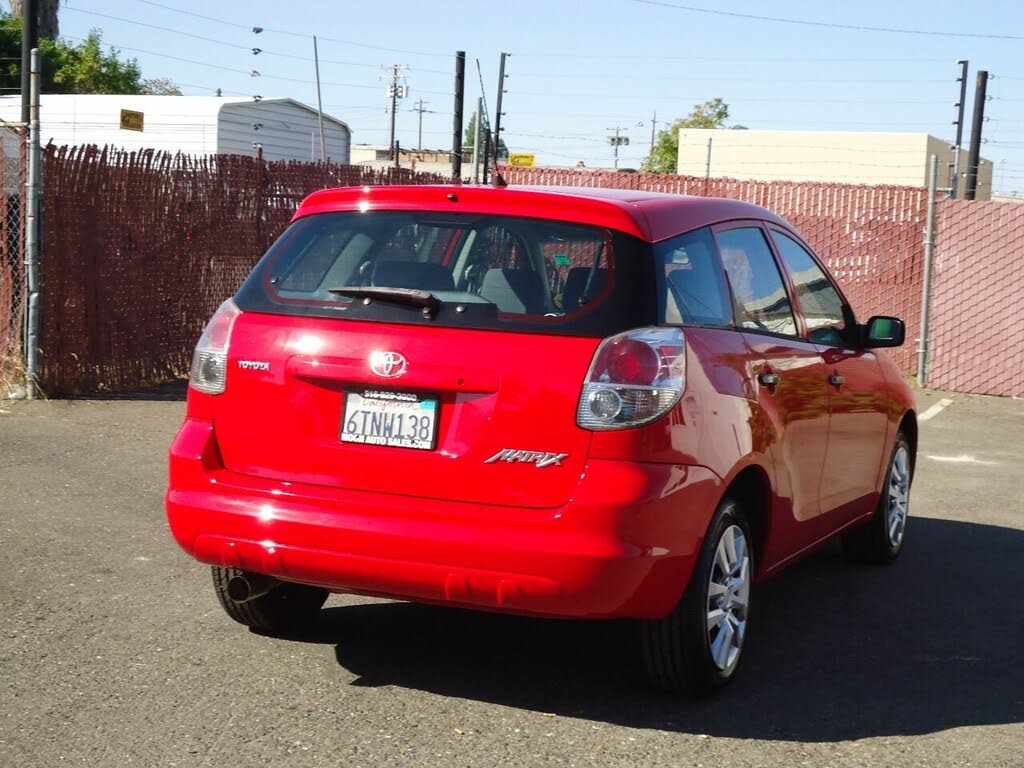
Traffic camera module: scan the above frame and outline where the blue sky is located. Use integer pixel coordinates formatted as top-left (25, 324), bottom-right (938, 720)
top-left (56, 0), bottom-right (1024, 193)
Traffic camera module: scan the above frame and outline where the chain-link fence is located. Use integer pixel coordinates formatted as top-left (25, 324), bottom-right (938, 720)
top-left (0, 125), bottom-right (26, 397)
top-left (927, 200), bottom-right (1024, 397)
top-left (39, 145), bottom-right (448, 394)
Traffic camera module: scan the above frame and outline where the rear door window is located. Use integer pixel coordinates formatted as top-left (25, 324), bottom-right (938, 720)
top-left (654, 227), bottom-right (732, 328)
top-left (716, 226), bottom-right (798, 337)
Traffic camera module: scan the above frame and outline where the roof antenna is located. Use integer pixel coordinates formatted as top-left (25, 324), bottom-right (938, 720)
top-left (474, 59), bottom-right (507, 188)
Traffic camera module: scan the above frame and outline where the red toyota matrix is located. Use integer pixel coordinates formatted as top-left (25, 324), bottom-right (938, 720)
top-left (166, 185), bottom-right (916, 694)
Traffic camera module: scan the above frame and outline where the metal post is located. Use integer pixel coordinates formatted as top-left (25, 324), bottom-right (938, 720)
top-left (20, 0), bottom-right (38, 125)
top-left (964, 70), bottom-right (988, 201)
top-left (452, 51), bottom-right (465, 182)
top-left (388, 65), bottom-right (399, 162)
top-left (950, 59), bottom-right (968, 199)
top-left (492, 52), bottom-right (507, 171)
top-left (312, 36), bottom-right (327, 164)
top-left (917, 154), bottom-right (939, 388)
top-left (472, 97), bottom-right (482, 183)
top-left (24, 48), bottom-right (41, 399)
top-left (705, 137), bottom-right (713, 178)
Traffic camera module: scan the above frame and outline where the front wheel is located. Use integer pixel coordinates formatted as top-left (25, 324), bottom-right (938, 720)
top-left (642, 498), bottom-right (753, 695)
top-left (842, 431), bottom-right (912, 564)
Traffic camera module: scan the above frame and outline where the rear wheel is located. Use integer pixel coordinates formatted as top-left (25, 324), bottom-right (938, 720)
top-left (842, 432), bottom-right (912, 564)
top-left (642, 498), bottom-right (753, 695)
top-left (212, 566), bottom-right (328, 634)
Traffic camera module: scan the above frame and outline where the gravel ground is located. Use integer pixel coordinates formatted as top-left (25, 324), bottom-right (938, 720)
top-left (1, 388), bottom-right (1021, 767)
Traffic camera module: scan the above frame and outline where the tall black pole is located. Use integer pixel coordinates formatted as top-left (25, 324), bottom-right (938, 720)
top-left (452, 51), bottom-right (465, 182)
top-left (965, 70), bottom-right (988, 201)
top-left (491, 52), bottom-right (507, 178)
top-left (950, 59), bottom-right (968, 198)
top-left (20, 0), bottom-right (38, 124)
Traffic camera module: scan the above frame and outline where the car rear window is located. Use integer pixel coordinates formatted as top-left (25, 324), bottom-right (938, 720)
top-left (235, 210), bottom-right (655, 337)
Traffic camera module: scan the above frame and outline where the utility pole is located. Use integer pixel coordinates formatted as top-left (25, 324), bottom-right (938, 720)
top-left (965, 70), bottom-right (989, 201)
top-left (950, 59), bottom-right (968, 198)
top-left (492, 52), bottom-right (508, 172)
top-left (382, 64), bottom-right (409, 161)
top-left (705, 137), bottom-right (713, 178)
top-left (607, 126), bottom-right (630, 169)
top-left (472, 97), bottom-right (482, 183)
top-left (452, 51), bottom-right (466, 182)
top-left (20, 0), bottom-right (38, 124)
top-left (412, 99), bottom-right (432, 150)
top-left (649, 110), bottom-right (657, 149)
top-left (312, 36), bottom-right (327, 164)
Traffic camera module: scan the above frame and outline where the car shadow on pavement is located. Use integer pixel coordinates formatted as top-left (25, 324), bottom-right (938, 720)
top-left (288, 516), bottom-right (1024, 742)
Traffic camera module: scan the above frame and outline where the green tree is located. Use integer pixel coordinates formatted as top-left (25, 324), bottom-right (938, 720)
top-left (643, 98), bottom-right (744, 174)
top-left (464, 110), bottom-right (508, 160)
top-left (0, 11), bottom-right (177, 95)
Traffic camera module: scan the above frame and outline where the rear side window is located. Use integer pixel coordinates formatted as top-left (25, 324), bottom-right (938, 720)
top-left (235, 211), bottom-right (650, 337)
top-left (716, 227), bottom-right (797, 337)
top-left (654, 227), bottom-right (732, 328)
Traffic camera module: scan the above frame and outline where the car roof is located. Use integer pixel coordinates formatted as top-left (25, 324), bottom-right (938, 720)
top-left (294, 184), bottom-right (792, 243)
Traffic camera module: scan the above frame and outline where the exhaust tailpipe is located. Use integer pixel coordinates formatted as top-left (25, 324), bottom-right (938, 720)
top-left (226, 572), bottom-right (280, 603)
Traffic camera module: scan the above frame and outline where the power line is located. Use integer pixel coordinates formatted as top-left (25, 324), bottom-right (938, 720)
top-left (630, 0), bottom-right (1024, 40)
top-left (128, 0), bottom-right (450, 58)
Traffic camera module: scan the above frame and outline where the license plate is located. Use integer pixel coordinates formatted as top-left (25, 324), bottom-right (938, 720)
top-left (340, 390), bottom-right (439, 450)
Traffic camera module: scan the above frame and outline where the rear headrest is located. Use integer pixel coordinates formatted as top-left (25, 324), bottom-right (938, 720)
top-left (479, 268), bottom-right (544, 314)
top-left (372, 260), bottom-right (455, 292)
top-left (563, 267), bottom-right (608, 311)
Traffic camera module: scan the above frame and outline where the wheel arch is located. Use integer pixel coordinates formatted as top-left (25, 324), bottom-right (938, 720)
top-left (719, 463), bottom-right (772, 579)
top-left (898, 409), bottom-right (918, 477)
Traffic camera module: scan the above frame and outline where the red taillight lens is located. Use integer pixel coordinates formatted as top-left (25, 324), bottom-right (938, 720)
top-left (577, 327), bottom-right (686, 430)
top-left (189, 299), bottom-right (241, 395)
top-left (603, 338), bottom-right (661, 385)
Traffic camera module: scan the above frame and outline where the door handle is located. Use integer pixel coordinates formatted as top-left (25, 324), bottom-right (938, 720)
top-left (829, 373), bottom-right (845, 386)
top-left (759, 372), bottom-right (780, 387)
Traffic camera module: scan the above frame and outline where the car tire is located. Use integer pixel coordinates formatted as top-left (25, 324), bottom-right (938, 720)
top-left (842, 431), bottom-right (912, 565)
top-left (642, 497), bottom-right (753, 695)
top-left (211, 566), bottom-right (328, 634)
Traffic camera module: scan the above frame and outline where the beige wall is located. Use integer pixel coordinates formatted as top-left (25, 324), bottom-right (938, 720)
top-left (677, 130), bottom-right (992, 199)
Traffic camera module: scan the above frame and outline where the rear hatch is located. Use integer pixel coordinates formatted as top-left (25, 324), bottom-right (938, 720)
top-left (217, 202), bottom-right (654, 509)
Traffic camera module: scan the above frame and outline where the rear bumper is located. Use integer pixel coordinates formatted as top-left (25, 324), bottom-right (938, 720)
top-left (165, 418), bottom-right (723, 619)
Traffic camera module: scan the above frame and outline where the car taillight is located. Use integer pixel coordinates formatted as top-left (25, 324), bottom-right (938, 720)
top-left (577, 327), bottom-right (685, 430)
top-left (189, 299), bottom-right (241, 395)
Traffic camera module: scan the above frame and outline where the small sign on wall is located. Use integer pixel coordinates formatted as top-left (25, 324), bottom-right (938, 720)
top-left (119, 109), bottom-right (144, 132)
top-left (508, 153), bottom-right (536, 168)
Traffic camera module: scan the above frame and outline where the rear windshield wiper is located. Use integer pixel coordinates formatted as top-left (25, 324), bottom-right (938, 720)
top-left (327, 286), bottom-right (441, 318)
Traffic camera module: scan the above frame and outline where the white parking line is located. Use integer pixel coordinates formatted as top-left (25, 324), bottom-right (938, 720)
top-left (919, 397), bottom-right (954, 421)
top-left (926, 454), bottom-right (999, 466)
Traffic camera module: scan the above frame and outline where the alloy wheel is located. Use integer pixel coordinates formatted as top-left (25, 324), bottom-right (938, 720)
top-left (887, 445), bottom-right (911, 547)
top-left (706, 523), bottom-right (750, 672)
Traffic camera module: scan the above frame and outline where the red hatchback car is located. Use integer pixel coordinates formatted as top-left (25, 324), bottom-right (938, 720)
top-left (166, 185), bottom-right (916, 694)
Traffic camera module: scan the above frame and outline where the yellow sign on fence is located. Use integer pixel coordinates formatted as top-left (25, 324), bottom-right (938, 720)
top-left (508, 153), bottom-right (536, 168)
top-left (119, 109), bottom-right (144, 132)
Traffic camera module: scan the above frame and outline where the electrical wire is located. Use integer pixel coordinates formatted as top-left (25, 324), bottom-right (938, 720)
top-left (630, 0), bottom-right (1024, 41)
top-left (127, 0), bottom-right (451, 58)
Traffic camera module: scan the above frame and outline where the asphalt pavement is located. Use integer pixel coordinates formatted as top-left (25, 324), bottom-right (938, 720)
top-left (1, 387), bottom-right (1021, 767)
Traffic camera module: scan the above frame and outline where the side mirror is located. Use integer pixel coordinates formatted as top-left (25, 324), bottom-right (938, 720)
top-left (862, 315), bottom-right (905, 348)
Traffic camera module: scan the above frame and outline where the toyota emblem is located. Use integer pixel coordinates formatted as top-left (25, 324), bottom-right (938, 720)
top-left (369, 351), bottom-right (407, 378)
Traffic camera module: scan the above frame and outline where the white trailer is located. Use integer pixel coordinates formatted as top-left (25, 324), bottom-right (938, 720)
top-left (0, 94), bottom-right (351, 163)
